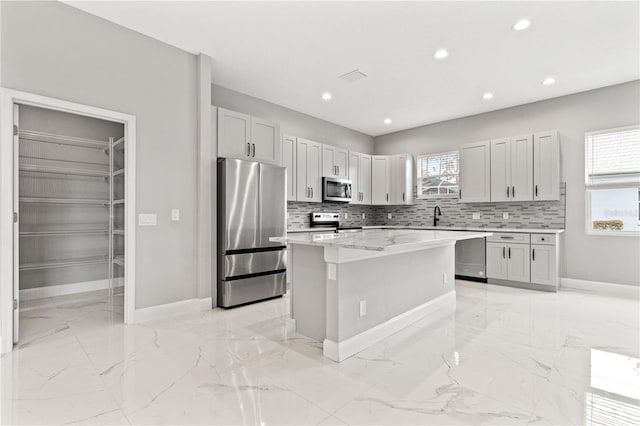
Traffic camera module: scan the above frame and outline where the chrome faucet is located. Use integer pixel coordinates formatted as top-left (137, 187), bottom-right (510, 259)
top-left (434, 206), bottom-right (442, 227)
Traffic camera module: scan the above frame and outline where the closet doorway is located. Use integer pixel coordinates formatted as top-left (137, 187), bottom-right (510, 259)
top-left (0, 89), bottom-right (136, 353)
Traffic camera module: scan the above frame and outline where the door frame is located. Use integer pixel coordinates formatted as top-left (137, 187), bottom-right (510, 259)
top-left (0, 88), bottom-right (137, 353)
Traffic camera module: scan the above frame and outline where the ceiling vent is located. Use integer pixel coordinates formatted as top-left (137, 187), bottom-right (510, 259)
top-left (338, 69), bottom-right (367, 83)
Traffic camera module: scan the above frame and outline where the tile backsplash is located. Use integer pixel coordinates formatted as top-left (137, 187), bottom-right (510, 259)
top-left (288, 183), bottom-right (566, 230)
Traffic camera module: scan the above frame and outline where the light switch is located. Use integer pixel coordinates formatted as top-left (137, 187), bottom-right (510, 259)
top-left (344, 213), bottom-right (348, 219)
top-left (503, 212), bottom-right (509, 220)
top-left (472, 213), bottom-right (481, 220)
top-left (362, 213), bottom-right (366, 219)
top-left (139, 214), bottom-right (157, 226)
top-left (171, 209), bottom-right (180, 221)
top-left (388, 213), bottom-right (392, 219)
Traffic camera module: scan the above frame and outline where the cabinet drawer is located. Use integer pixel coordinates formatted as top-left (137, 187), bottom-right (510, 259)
top-left (486, 233), bottom-right (530, 244)
top-left (531, 234), bottom-right (556, 245)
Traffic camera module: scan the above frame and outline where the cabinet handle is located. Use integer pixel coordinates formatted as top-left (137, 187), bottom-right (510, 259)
top-left (337, 165), bottom-right (339, 175)
top-left (247, 142), bottom-right (251, 156)
top-left (503, 247), bottom-right (506, 258)
top-left (512, 186), bottom-right (515, 198)
top-left (252, 143), bottom-right (256, 157)
top-left (535, 185), bottom-right (538, 197)
top-left (508, 247), bottom-right (511, 259)
top-left (459, 189), bottom-right (462, 200)
top-left (532, 248), bottom-right (535, 261)
top-left (310, 187), bottom-right (313, 198)
top-left (386, 193), bottom-right (389, 202)
top-left (402, 192), bottom-right (405, 202)
top-left (507, 186), bottom-right (510, 198)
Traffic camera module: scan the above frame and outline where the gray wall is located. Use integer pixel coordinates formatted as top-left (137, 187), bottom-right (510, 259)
top-left (1, 1), bottom-right (199, 308)
top-left (212, 85), bottom-right (375, 154)
top-left (375, 81), bottom-right (640, 286)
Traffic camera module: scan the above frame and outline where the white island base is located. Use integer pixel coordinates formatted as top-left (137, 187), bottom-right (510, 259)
top-left (274, 229), bottom-right (491, 362)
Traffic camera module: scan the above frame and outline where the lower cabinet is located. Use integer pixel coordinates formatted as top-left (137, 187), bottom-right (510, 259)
top-left (530, 243), bottom-right (558, 286)
top-left (486, 242), bottom-right (530, 283)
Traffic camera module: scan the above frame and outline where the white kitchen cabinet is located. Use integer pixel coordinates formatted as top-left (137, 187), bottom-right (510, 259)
top-left (390, 154), bottom-right (414, 205)
top-left (296, 138), bottom-right (322, 202)
top-left (251, 117), bottom-right (281, 165)
top-left (509, 134), bottom-right (533, 201)
top-left (349, 152), bottom-right (372, 204)
top-left (322, 145), bottom-right (349, 179)
top-left (530, 244), bottom-right (557, 286)
top-left (216, 107), bottom-right (280, 165)
top-left (506, 243), bottom-right (531, 282)
top-left (217, 108), bottom-right (251, 160)
top-left (282, 135), bottom-right (297, 201)
top-left (371, 155), bottom-right (391, 205)
top-left (460, 141), bottom-right (491, 202)
top-left (486, 242), bottom-right (508, 280)
top-left (490, 135), bottom-right (533, 202)
top-left (533, 130), bottom-right (560, 201)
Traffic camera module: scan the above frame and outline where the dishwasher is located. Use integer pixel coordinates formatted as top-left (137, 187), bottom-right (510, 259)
top-left (455, 236), bottom-right (487, 282)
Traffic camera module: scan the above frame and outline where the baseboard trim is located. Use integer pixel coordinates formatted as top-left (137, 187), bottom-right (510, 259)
top-left (134, 297), bottom-right (212, 323)
top-left (19, 278), bottom-right (124, 301)
top-left (560, 278), bottom-right (640, 299)
top-left (323, 291), bottom-right (456, 362)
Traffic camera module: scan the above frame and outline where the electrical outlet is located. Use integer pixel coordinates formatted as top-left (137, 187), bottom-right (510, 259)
top-left (344, 213), bottom-right (348, 219)
top-left (443, 272), bottom-right (448, 284)
top-left (362, 213), bottom-right (366, 219)
top-left (503, 212), bottom-right (509, 220)
top-left (359, 300), bottom-right (367, 317)
top-left (472, 212), bottom-right (481, 220)
top-left (388, 213), bottom-right (392, 219)
top-left (138, 214), bottom-right (157, 226)
top-left (327, 264), bottom-right (336, 280)
top-left (171, 209), bottom-right (180, 221)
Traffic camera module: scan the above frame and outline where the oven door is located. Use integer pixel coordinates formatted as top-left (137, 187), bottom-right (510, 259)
top-left (323, 178), bottom-right (352, 202)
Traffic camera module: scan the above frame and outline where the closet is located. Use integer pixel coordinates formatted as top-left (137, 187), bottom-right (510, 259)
top-left (16, 105), bottom-right (126, 307)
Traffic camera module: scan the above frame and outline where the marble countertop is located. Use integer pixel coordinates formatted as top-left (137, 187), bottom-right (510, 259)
top-left (287, 226), bottom-right (564, 234)
top-left (272, 229), bottom-right (493, 252)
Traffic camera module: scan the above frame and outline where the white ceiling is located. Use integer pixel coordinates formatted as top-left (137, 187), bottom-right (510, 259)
top-left (63, 1), bottom-right (640, 137)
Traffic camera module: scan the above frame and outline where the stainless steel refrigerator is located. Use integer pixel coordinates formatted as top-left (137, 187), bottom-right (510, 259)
top-left (217, 158), bottom-right (287, 307)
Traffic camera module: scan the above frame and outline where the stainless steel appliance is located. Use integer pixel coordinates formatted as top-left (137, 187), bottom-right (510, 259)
top-left (455, 236), bottom-right (487, 282)
top-left (322, 177), bottom-right (352, 202)
top-left (310, 211), bottom-right (362, 232)
top-left (217, 158), bottom-right (287, 308)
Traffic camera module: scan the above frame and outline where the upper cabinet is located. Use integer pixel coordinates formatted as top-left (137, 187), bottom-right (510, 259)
top-left (322, 145), bottom-right (349, 179)
top-left (282, 135), bottom-right (297, 201)
top-left (217, 107), bottom-right (281, 166)
top-left (371, 155), bottom-right (391, 205)
top-left (460, 141), bottom-right (491, 202)
top-left (296, 138), bottom-right (322, 203)
top-left (390, 154), bottom-right (414, 205)
top-left (490, 135), bottom-right (533, 202)
top-left (349, 152), bottom-right (372, 205)
top-left (533, 130), bottom-right (560, 201)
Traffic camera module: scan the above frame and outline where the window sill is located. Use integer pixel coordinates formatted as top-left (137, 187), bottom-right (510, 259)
top-left (586, 230), bottom-right (640, 237)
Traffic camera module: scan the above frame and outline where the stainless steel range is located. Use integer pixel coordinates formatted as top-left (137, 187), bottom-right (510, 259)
top-left (310, 212), bottom-right (362, 233)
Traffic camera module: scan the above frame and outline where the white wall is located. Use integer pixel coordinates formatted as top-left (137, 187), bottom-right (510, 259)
top-left (375, 80), bottom-right (640, 286)
top-left (212, 84), bottom-right (375, 154)
top-left (1, 1), bottom-right (199, 308)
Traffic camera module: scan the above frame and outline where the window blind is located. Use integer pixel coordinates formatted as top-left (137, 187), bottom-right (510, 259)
top-left (417, 151), bottom-right (459, 197)
top-left (586, 127), bottom-right (640, 186)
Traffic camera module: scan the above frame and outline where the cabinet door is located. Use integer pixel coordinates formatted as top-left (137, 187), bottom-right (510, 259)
top-left (533, 130), bottom-right (560, 201)
top-left (530, 244), bottom-right (557, 286)
top-left (322, 145), bottom-right (337, 177)
top-left (507, 243), bottom-right (531, 283)
top-left (335, 148), bottom-right (349, 179)
top-left (296, 139), bottom-right (310, 200)
top-left (282, 135), bottom-right (297, 201)
top-left (251, 117), bottom-right (280, 165)
top-left (359, 154), bottom-right (372, 204)
top-left (371, 155), bottom-right (390, 205)
top-left (486, 242), bottom-right (508, 280)
top-left (218, 108), bottom-right (251, 159)
top-left (510, 134), bottom-right (533, 201)
top-left (307, 140), bottom-right (323, 202)
top-left (348, 151), bottom-right (361, 204)
top-left (390, 154), bottom-right (413, 205)
top-left (490, 138), bottom-right (510, 202)
top-left (460, 141), bottom-right (491, 202)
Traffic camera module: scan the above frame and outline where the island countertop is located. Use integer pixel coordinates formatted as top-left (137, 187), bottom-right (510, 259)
top-left (271, 228), bottom-right (492, 252)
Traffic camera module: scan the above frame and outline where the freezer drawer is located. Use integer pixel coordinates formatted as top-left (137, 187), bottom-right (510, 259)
top-left (221, 249), bottom-right (286, 279)
top-left (217, 272), bottom-right (286, 308)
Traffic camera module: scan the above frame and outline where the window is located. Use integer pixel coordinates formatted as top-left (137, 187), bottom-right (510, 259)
top-left (585, 126), bottom-right (640, 234)
top-left (416, 151), bottom-right (459, 198)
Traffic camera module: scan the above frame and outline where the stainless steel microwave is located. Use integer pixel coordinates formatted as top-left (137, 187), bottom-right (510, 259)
top-left (322, 177), bottom-right (352, 202)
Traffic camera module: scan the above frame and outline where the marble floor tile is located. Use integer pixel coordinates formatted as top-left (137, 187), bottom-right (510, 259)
top-left (1, 281), bottom-right (638, 425)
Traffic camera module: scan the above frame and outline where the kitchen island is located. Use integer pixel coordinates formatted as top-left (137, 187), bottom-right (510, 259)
top-left (271, 229), bottom-right (492, 361)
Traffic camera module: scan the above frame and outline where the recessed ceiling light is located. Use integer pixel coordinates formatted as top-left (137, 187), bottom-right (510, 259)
top-left (482, 92), bottom-right (494, 100)
top-left (542, 77), bottom-right (556, 86)
top-left (434, 49), bottom-right (449, 60)
top-left (513, 19), bottom-right (531, 31)
top-left (384, 118), bottom-right (392, 125)
top-left (321, 92), bottom-right (332, 101)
